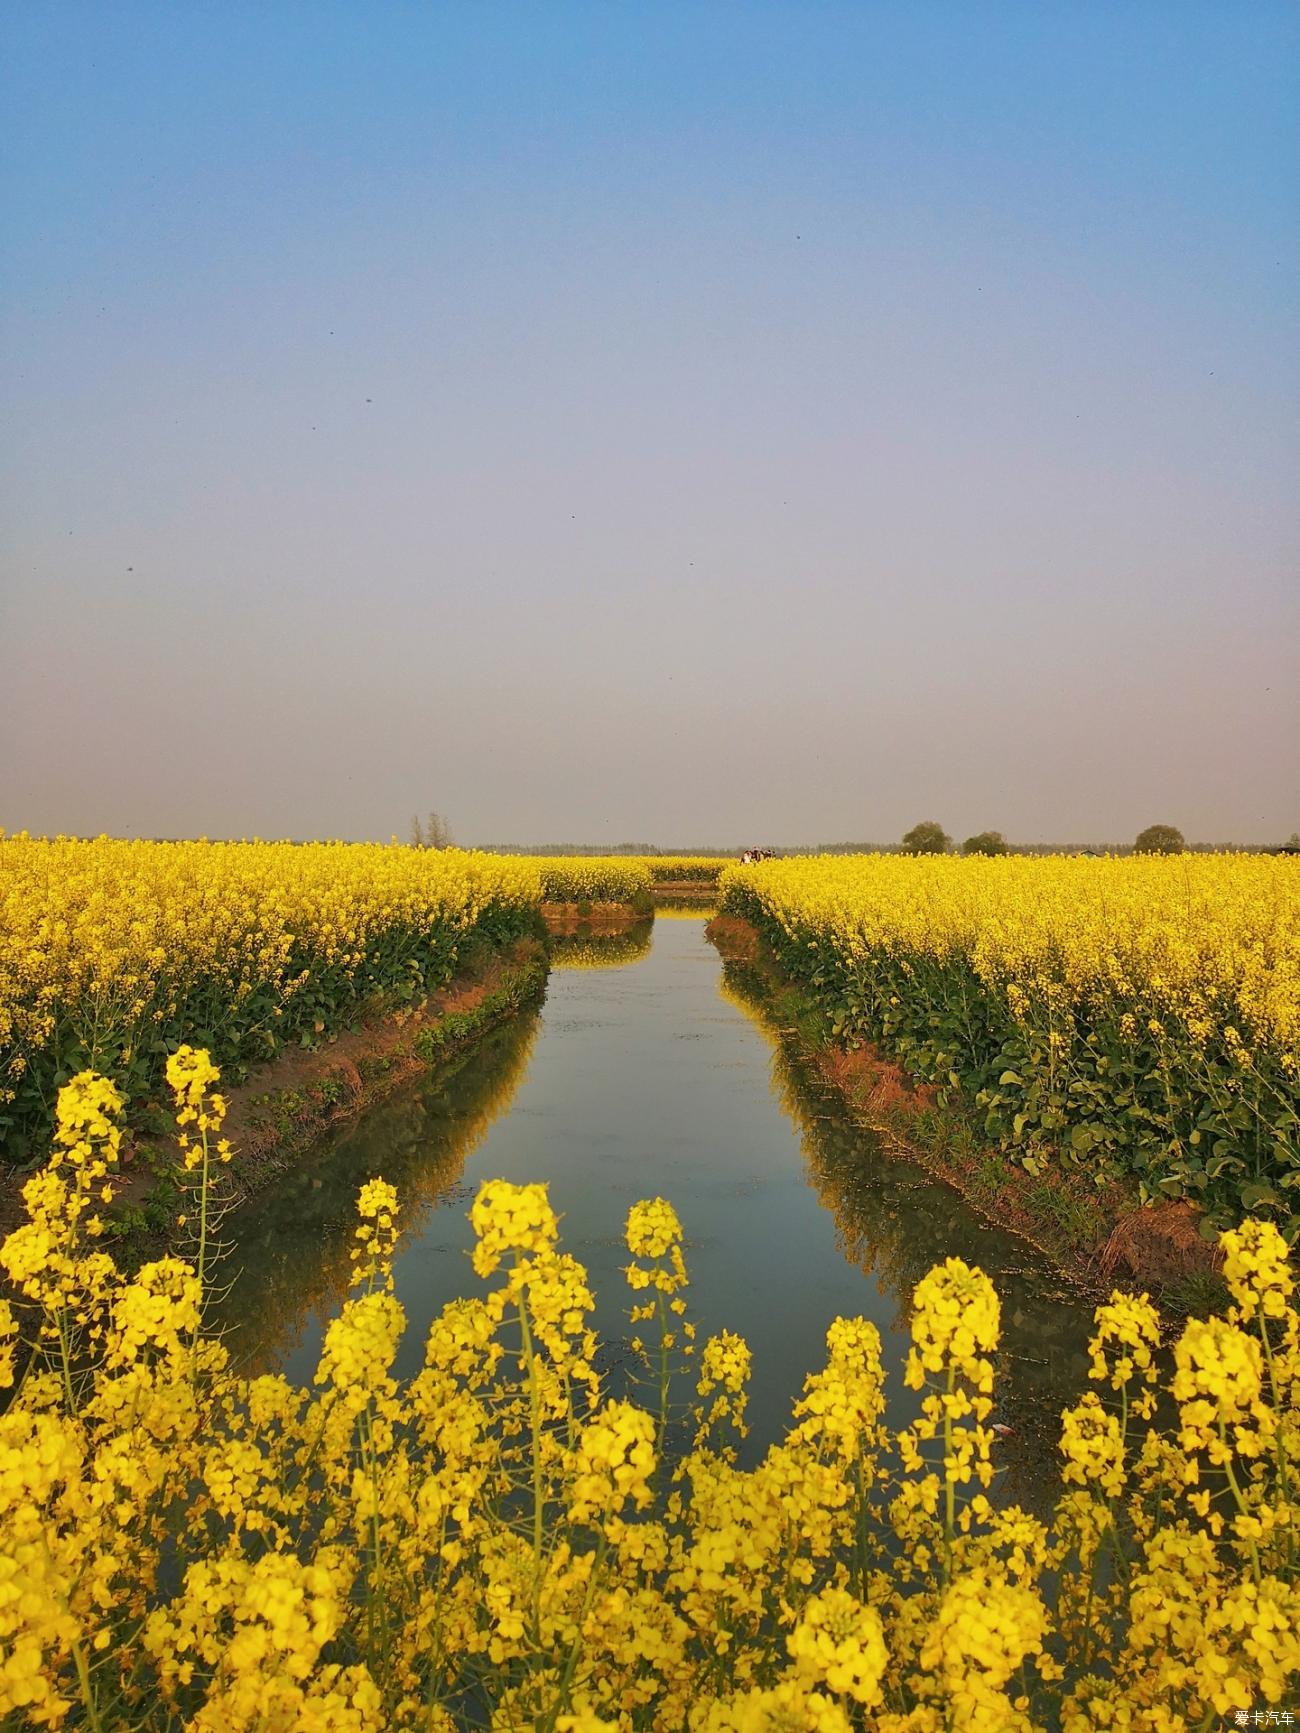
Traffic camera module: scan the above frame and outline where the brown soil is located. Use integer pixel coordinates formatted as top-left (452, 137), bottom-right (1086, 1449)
top-left (703, 913), bottom-right (760, 959)
top-left (817, 1042), bottom-right (937, 1119)
top-left (1100, 1204), bottom-right (1216, 1286)
top-left (105, 938), bottom-right (546, 1219)
top-left (707, 914), bottom-right (1219, 1297)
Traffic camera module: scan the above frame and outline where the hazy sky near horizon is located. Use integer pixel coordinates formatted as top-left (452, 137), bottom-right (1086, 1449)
top-left (2, 3), bottom-right (1297, 846)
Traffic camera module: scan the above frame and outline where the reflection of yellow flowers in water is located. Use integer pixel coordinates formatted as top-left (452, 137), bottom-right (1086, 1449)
top-left (4, 1052), bottom-right (1300, 1729)
top-left (549, 925), bottom-right (653, 969)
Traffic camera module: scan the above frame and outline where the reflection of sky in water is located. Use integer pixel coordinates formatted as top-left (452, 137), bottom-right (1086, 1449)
top-left (216, 917), bottom-right (1095, 1504)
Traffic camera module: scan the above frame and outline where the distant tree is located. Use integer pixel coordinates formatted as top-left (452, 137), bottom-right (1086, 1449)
top-left (1134, 823), bottom-right (1185, 855)
top-left (425, 811), bottom-right (453, 850)
top-left (901, 820), bottom-right (951, 856)
top-left (409, 811), bottom-right (453, 850)
top-left (963, 830), bottom-right (1009, 856)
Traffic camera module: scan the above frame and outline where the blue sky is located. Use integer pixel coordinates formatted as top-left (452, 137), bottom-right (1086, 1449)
top-left (2, 2), bottom-right (1297, 843)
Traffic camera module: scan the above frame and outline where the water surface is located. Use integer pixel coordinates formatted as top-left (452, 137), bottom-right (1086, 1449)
top-left (217, 917), bottom-right (1095, 1500)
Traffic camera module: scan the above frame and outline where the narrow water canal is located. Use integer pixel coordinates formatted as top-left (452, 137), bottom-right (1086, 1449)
top-left (217, 914), bottom-right (1097, 1503)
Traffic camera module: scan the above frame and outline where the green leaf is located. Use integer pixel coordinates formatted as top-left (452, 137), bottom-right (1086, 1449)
top-left (1240, 1181), bottom-right (1279, 1211)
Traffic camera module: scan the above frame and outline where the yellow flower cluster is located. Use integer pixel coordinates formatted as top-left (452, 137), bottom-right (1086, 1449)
top-left (786, 1586), bottom-right (887, 1705)
top-left (351, 1178), bottom-right (399, 1291)
top-left (625, 1196), bottom-right (686, 1266)
top-left (1172, 1316), bottom-right (1269, 1462)
top-left (1223, 1218), bottom-right (1296, 1323)
top-left (2, 1059), bottom-right (1299, 1729)
top-left (1087, 1289), bottom-right (1163, 1391)
top-left (695, 1329), bottom-right (752, 1453)
top-left (0, 835), bottom-right (543, 1158)
top-left (569, 1401), bottom-right (657, 1524)
top-left (1059, 1393), bottom-right (1126, 1498)
top-left (921, 1569), bottom-right (1048, 1731)
top-left (522, 857), bottom-right (653, 904)
top-left (1, 1070), bottom-right (123, 1324)
top-left (469, 1177), bottom-right (560, 1277)
top-left (905, 1256), bottom-right (1000, 1389)
top-left (645, 858), bottom-right (733, 884)
top-left (721, 852), bottom-right (1300, 1228)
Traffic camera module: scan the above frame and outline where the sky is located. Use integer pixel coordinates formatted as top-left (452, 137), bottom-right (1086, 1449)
top-left (2, 2), bottom-right (1297, 847)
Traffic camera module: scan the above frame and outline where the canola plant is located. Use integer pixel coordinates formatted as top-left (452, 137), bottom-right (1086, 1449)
top-left (0, 836), bottom-right (542, 1159)
top-left (720, 853), bottom-right (1300, 1231)
top-left (523, 860), bottom-right (654, 905)
top-left (0, 1054), bottom-right (1297, 1728)
top-left (645, 859), bottom-right (733, 884)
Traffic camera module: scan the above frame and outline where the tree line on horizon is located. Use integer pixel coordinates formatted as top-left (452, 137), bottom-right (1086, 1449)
top-left (471, 827), bottom-right (1300, 858)
top-left (411, 813), bottom-right (1299, 859)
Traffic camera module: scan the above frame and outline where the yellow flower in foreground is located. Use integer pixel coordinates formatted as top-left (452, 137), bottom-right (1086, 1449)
top-left (1221, 1218), bottom-right (1295, 1323)
top-left (165, 1044), bottom-right (221, 1111)
top-left (1088, 1290), bottom-right (1162, 1395)
top-left (569, 1399), bottom-right (656, 1523)
top-left (1, 1097), bottom-right (1297, 1731)
top-left (921, 1570), bottom-right (1048, 1727)
top-left (1060, 1393), bottom-right (1125, 1499)
top-left (470, 1178), bottom-right (559, 1277)
top-left (694, 1679), bottom-right (854, 1732)
top-left (1172, 1315), bottom-right (1269, 1459)
top-left (787, 1586), bottom-right (887, 1706)
top-left (906, 1257), bottom-right (1000, 1389)
top-left (626, 1197), bottom-right (683, 1260)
